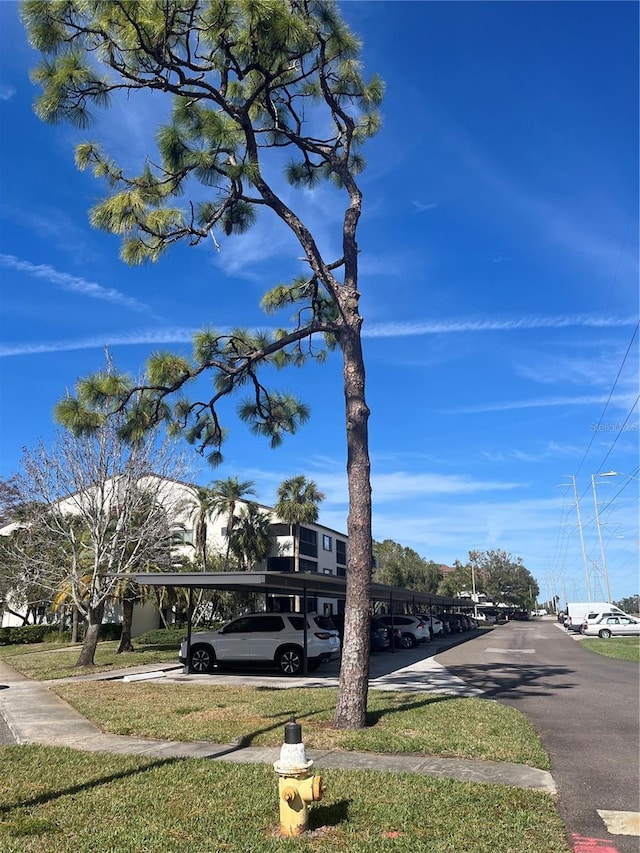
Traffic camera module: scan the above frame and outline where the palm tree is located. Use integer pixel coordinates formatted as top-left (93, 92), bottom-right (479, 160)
top-left (229, 503), bottom-right (273, 570)
top-left (210, 477), bottom-right (256, 569)
top-left (191, 486), bottom-right (217, 570)
top-left (274, 475), bottom-right (325, 574)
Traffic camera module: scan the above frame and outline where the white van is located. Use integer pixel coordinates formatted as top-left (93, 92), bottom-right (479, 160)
top-left (564, 601), bottom-right (626, 632)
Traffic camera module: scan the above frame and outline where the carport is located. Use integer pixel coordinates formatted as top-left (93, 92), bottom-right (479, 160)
top-left (123, 570), bottom-right (466, 675)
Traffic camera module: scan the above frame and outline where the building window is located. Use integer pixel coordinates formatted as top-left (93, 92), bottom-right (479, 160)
top-left (336, 539), bottom-right (347, 566)
top-left (323, 568), bottom-right (332, 575)
top-left (336, 566), bottom-right (346, 578)
top-left (267, 556), bottom-right (293, 572)
top-left (299, 558), bottom-right (318, 573)
top-left (323, 534), bottom-right (332, 551)
top-left (173, 528), bottom-right (194, 546)
top-left (269, 523), bottom-right (290, 537)
top-left (299, 527), bottom-right (317, 558)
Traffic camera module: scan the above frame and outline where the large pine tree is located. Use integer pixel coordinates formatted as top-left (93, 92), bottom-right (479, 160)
top-left (22, 0), bottom-right (384, 728)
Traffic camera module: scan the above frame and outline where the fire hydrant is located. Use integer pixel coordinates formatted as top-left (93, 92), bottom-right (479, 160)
top-left (273, 717), bottom-right (325, 836)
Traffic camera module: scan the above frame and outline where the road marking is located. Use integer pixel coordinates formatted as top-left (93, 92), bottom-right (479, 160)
top-left (484, 648), bottom-right (536, 654)
top-left (571, 833), bottom-right (620, 852)
top-left (597, 810), bottom-right (640, 837)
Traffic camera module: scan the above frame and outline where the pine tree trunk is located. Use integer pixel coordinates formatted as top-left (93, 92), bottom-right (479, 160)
top-left (333, 321), bottom-right (372, 729)
top-left (117, 599), bottom-right (135, 653)
top-left (76, 602), bottom-right (105, 667)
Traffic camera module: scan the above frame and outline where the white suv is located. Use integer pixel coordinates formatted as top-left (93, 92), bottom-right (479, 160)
top-left (417, 613), bottom-right (444, 637)
top-left (179, 612), bottom-right (340, 676)
top-left (376, 614), bottom-right (431, 647)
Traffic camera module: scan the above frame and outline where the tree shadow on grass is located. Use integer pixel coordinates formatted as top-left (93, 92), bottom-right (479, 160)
top-left (226, 707), bottom-right (324, 746)
top-left (234, 691), bottom-right (455, 740)
top-left (0, 751), bottom-right (182, 815)
top-left (365, 693), bottom-right (452, 727)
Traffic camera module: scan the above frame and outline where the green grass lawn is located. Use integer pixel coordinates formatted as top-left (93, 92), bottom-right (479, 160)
top-left (0, 639), bottom-right (571, 851)
top-left (0, 639), bottom-right (177, 680)
top-left (0, 744), bottom-right (570, 853)
top-left (0, 640), bottom-right (549, 767)
top-left (581, 636), bottom-right (640, 662)
top-left (51, 681), bottom-right (550, 768)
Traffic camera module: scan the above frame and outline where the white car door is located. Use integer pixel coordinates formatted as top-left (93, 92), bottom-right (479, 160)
top-left (214, 616), bottom-right (256, 662)
top-left (248, 614), bottom-right (288, 661)
top-left (618, 617), bottom-right (640, 637)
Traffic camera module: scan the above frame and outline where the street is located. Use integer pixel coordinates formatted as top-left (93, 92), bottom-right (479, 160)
top-left (436, 618), bottom-right (640, 853)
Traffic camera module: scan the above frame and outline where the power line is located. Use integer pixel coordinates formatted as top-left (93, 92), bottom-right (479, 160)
top-left (574, 320), bottom-right (639, 480)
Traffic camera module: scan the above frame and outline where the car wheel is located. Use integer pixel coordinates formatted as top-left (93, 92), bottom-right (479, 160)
top-left (598, 629), bottom-right (612, 639)
top-left (189, 644), bottom-right (215, 673)
top-left (401, 632), bottom-right (417, 649)
top-left (277, 646), bottom-right (303, 676)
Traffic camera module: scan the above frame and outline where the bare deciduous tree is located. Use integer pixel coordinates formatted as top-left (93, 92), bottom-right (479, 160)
top-left (5, 420), bottom-right (191, 666)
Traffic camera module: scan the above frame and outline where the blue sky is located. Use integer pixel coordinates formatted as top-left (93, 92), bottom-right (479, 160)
top-left (1, 1), bottom-right (638, 605)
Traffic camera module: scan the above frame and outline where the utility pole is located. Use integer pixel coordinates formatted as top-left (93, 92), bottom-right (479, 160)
top-left (570, 475), bottom-right (592, 601)
top-left (591, 474), bottom-right (612, 602)
top-left (471, 562), bottom-right (478, 618)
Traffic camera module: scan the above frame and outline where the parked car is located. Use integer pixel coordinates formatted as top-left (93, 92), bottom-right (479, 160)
top-left (443, 612), bottom-right (466, 633)
top-left (416, 613), bottom-right (444, 637)
top-left (330, 613), bottom-right (391, 653)
top-left (370, 618), bottom-right (391, 651)
top-left (580, 615), bottom-right (640, 639)
top-left (179, 611), bottom-right (340, 676)
top-left (376, 614), bottom-right (431, 648)
top-left (387, 624), bottom-right (403, 647)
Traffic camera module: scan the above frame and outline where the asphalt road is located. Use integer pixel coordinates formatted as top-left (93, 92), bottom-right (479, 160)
top-left (436, 618), bottom-right (640, 853)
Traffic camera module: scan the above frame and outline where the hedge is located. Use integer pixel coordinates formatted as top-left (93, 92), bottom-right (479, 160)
top-left (134, 627), bottom-right (186, 647)
top-left (0, 622), bottom-right (122, 646)
top-left (0, 624), bottom-right (52, 645)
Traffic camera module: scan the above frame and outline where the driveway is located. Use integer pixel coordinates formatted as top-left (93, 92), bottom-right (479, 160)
top-left (436, 618), bottom-right (640, 853)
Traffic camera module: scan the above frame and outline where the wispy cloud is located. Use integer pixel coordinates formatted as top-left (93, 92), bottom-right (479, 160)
top-left (241, 466), bottom-right (522, 510)
top-left (482, 442), bottom-right (585, 464)
top-left (370, 495), bottom-right (567, 555)
top-left (3, 311), bottom-right (637, 358)
top-left (0, 84), bottom-right (16, 101)
top-left (438, 116), bottom-right (640, 289)
top-left (0, 203), bottom-right (98, 263)
top-left (0, 327), bottom-right (198, 358)
top-left (364, 314), bottom-right (638, 338)
top-left (0, 254), bottom-right (158, 317)
top-left (515, 349), bottom-right (638, 388)
top-left (447, 394), bottom-right (631, 414)
top-left (412, 201), bottom-right (438, 213)
top-left (370, 471), bottom-right (523, 501)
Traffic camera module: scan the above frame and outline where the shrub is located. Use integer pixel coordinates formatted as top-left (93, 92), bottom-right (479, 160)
top-left (0, 624), bottom-right (50, 645)
top-left (134, 628), bottom-right (185, 647)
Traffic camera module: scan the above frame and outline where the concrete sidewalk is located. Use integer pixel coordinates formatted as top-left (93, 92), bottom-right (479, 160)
top-left (0, 658), bottom-right (556, 794)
